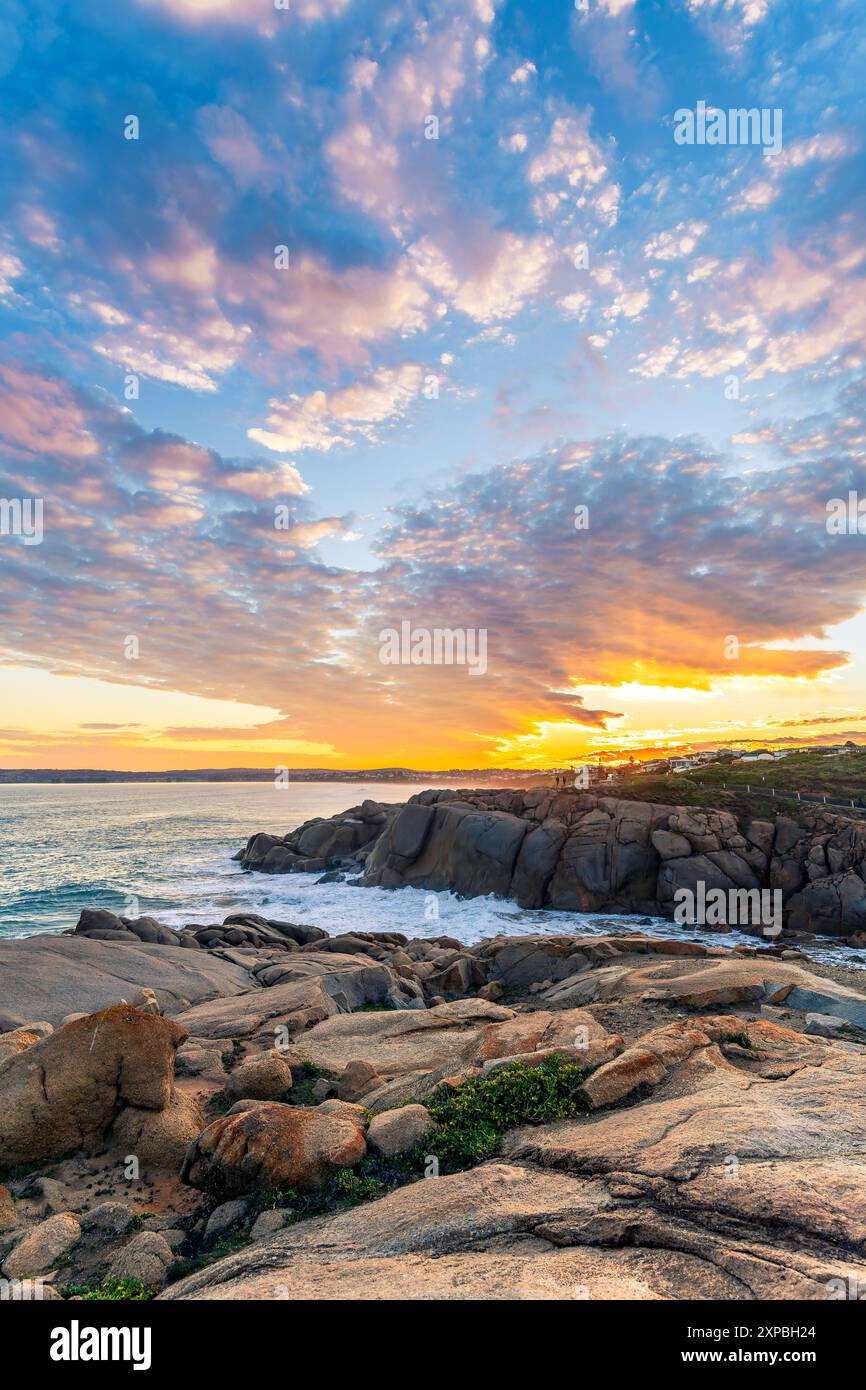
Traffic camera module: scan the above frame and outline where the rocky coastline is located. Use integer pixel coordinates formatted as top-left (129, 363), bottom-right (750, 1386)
top-left (237, 787), bottom-right (866, 940)
top-left (2, 789), bottom-right (866, 1301)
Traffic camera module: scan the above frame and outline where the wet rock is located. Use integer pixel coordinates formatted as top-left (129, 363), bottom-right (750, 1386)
top-left (788, 871), bottom-right (866, 937)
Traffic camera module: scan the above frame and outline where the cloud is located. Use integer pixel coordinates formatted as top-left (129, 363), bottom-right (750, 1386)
top-left (137, 0), bottom-right (349, 27)
top-left (0, 361), bottom-right (100, 463)
top-left (733, 131), bottom-right (857, 212)
top-left (528, 114), bottom-right (620, 227)
top-left (248, 363), bottom-right (426, 454)
top-left (410, 230), bottom-right (554, 324)
top-left (3, 353), bottom-right (866, 760)
top-left (634, 235), bottom-right (866, 383)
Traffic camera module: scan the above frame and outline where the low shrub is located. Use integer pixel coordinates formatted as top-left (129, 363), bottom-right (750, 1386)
top-left (422, 1054), bottom-right (590, 1167)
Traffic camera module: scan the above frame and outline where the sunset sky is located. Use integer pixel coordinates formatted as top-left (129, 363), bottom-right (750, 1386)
top-left (1, 0), bottom-right (865, 771)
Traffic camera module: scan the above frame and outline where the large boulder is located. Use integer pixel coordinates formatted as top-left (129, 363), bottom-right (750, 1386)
top-left (367, 1105), bottom-right (435, 1158)
top-left (656, 853), bottom-right (738, 905)
top-left (472, 936), bottom-right (593, 989)
top-left (182, 1103), bottom-right (367, 1198)
top-left (108, 1232), bottom-right (175, 1289)
top-left (0, 1024), bottom-right (52, 1070)
top-left (73, 908), bottom-right (179, 945)
top-left (365, 802), bottom-right (529, 899)
top-left (511, 822), bottom-right (568, 908)
top-left (0, 1004), bottom-right (187, 1168)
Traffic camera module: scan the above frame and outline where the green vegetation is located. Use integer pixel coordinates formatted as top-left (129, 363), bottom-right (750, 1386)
top-left (128, 1211), bottom-right (157, 1231)
top-left (616, 749), bottom-right (866, 827)
top-left (162, 1058), bottom-right (594, 1288)
top-left (247, 1057), bottom-right (591, 1229)
top-left (422, 1054), bottom-right (591, 1167)
top-left (682, 749), bottom-right (866, 798)
top-left (254, 1149), bottom-right (423, 1224)
top-left (287, 1062), bottom-right (339, 1107)
top-left (60, 1277), bottom-right (155, 1301)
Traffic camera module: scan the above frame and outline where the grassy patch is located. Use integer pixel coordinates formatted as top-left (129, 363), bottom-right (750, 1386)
top-left (616, 751), bottom-right (866, 828)
top-left (60, 1278), bottom-right (155, 1301)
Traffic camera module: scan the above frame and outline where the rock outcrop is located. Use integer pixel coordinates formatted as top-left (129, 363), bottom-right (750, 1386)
top-left (236, 799), bottom-right (393, 873)
top-left (238, 789), bottom-right (866, 938)
top-left (171, 950), bottom-right (423, 1040)
top-left (4, 906), bottom-right (866, 1303)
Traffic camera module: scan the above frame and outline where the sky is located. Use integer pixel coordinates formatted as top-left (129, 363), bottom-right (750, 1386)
top-left (0, 0), bottom-right (865, 771)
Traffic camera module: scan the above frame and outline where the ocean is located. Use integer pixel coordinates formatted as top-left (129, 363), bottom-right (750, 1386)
top-left (0, 781), bottom-right (860, 969)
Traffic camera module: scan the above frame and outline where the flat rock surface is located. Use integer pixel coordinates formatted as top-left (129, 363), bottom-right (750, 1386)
top-left (0, 935), bottom-right (252, 1026)
top-left (160, 1155), bottom-right (860, 1301)
top-left (5, 916), bottom-right (866, 1302)
top-left (284, 998), bottom-right (517, 1075)
top-left (165, 1000), bottom-right (866, 1300)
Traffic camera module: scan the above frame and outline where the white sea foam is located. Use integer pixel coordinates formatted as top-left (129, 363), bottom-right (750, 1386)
top-left (150, 851), bottom-right (865, 970)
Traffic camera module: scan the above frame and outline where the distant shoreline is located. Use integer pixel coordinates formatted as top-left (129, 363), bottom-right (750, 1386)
top-left (0, 769), bottom-right (534, 786)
